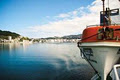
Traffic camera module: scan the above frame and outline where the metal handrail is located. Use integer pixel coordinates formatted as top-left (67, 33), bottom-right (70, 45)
top-left (86, 24), bottom-right (120, 27)
top-left (113, 64), bottom-right (120, 80)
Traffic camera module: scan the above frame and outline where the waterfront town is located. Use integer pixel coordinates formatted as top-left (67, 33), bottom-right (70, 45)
top-left (0, 30), bottom-right (81, 44)
top-left (0, 35), bottom-right (80, 44)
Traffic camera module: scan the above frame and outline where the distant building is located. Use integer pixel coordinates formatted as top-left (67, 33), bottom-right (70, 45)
top-left (8, 36), bottom-right (12, 41)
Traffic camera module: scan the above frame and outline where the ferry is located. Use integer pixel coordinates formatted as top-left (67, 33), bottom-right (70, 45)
top-left (77, 0), bottom-right (120, 80)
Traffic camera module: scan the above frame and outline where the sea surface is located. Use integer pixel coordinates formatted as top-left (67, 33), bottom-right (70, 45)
top-left (0, 43), bottom-right (94, 80)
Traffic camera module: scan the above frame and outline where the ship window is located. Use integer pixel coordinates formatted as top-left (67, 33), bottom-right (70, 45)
top-left (98, 27), bottom-right (114, 40)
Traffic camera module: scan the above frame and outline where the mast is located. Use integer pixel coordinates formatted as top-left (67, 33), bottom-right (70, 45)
top-left (102, 0), bottom-right (105, 27)
top-left (107, 0), bottom-right (111, 25)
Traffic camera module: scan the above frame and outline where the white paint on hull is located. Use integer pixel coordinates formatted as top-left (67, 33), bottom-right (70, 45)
top-left (79, 42), bottom-right (120, 80)
top-left (80, 42), bottom-right (120, 47)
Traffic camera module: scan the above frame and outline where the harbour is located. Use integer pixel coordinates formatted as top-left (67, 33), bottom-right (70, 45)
top-left (0, 0), bottom-right (120, 80)
top-left (0, 43), bottom-right (94, 80)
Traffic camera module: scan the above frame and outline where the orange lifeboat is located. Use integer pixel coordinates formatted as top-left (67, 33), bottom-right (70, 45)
top-left (81, 25), bottom-right (120, 43)
top-left (77, 0), bottom-right (120, 80)
top-left (78, 25), bottom-right (120, 80)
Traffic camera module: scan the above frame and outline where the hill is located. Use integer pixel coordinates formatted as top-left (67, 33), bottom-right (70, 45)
top-left (44, 34), bottom-right (81, 39)
top-left (0, 30), bottom-right (20, 39)
top-left (62, 34), bottom-right (81, 39)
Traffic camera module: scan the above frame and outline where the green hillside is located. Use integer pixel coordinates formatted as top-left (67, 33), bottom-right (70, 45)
top-left (0, 30), bottom-right (20, 39)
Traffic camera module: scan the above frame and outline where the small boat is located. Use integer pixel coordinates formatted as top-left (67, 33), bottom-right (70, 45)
top-left (77, 0), bottom-right (120, 80)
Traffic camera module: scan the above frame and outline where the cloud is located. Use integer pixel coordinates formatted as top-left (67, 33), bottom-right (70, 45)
top-left (56, 6), bottom-right (86, 19)
top-left (57, 13), bottom-right (70, 18)
top-left (23, 0), bottom-right (120, 38)
top-left (46, 16), bottom-right (50, 18)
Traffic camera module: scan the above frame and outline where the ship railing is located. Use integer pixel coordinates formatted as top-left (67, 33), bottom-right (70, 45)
top-left (111, 64), bottom-right (120, 80)
top-left (86, 24), bottom-right (120, 27)
top-left (91, 74), bottom-right (100, 80)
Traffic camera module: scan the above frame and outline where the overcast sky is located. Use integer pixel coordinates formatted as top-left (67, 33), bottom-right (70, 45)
top-left (0, 0), bottom-right (120, 38)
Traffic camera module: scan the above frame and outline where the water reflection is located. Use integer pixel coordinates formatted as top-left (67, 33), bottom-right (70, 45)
top-left (0, 43), bottom-right (94, 80)
top-left (0, 43), bottom-right (21, 52)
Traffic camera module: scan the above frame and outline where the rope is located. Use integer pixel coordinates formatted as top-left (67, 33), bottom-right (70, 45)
top-left (81, 33), bottom-right (101, 41)
top-left (80, 48), bottom-right (101, 78)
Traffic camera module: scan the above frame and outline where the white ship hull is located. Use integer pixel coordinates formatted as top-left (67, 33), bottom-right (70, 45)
top-left (79, 42), bottom-right (120, 80)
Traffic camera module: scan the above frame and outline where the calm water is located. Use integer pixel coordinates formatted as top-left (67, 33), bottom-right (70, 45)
top-left (0, 43), bottom-right (94, 80)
